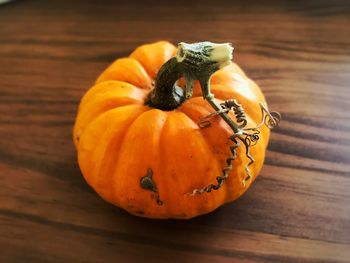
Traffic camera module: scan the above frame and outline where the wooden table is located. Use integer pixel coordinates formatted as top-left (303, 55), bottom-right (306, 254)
top-left (1, 1), bottom-right (349, 262)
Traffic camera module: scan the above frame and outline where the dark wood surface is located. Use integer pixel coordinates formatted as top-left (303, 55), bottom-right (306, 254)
top-left (1, 0), bottom-right (350, 262)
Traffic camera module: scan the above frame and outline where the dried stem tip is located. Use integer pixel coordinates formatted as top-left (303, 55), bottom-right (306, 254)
top-left (176, 42), bottom-right (233, 69)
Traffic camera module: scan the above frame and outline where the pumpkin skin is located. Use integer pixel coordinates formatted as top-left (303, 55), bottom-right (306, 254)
top-left (73, 41), bottom-right (270, 219)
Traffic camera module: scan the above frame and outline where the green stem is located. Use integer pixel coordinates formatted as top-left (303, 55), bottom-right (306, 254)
top-left (146, 41), bottom-right (233, 111)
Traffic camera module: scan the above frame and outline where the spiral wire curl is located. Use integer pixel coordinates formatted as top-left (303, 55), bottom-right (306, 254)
top-left (190, 99), bottom-right (280, 195)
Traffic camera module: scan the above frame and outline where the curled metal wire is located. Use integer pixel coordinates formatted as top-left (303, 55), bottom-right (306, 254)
top-left (191, 100), bottom-right (281, 195)
top-left (190, 136), bottom-right (239, 195)
top-left (198, 108), bottom-right (229, 128)
top-left (221, 99), bottom-right (247, 128)
top-left (265, 111), bottom-right (281, 129)
top-left (198, 99), bottom-right (249, 129)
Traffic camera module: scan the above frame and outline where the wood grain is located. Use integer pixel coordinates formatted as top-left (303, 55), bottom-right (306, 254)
top-left (1, 0), bottom-right (350, 262)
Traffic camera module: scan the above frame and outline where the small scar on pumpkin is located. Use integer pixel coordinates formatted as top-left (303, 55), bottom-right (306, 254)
top-left (140, 168), bottom-right (163, 206)
top-left (76, 129), bottom-right (82, 142)
top-left (140, 168), bottom-right (157, 192)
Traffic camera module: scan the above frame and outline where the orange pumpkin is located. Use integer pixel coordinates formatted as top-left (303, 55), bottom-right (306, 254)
top-left (73, 41), bottom-right (279, 219)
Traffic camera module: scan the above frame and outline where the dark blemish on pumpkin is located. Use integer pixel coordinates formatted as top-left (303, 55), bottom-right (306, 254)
top-left (140, 168), bottom-right (157, 192)
top-left (76, 129), bottom-right (82, 142)
top-left (151, 193), bottom-right (164, 206)
top-left (140, 168), bottom-right (163, 206)
top-left (135, 210), bottom-right (145, 215)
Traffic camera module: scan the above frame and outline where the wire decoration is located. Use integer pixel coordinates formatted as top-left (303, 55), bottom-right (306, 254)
top-left (190, 99), bottom-right (281, 195)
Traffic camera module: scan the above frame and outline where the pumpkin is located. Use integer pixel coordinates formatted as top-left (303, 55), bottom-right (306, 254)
top-left (73, 41), bottom-right (279, 219)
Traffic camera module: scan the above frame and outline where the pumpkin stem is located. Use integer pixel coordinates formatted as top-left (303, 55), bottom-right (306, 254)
top-left (146, 41), bottom-right (233, 111)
